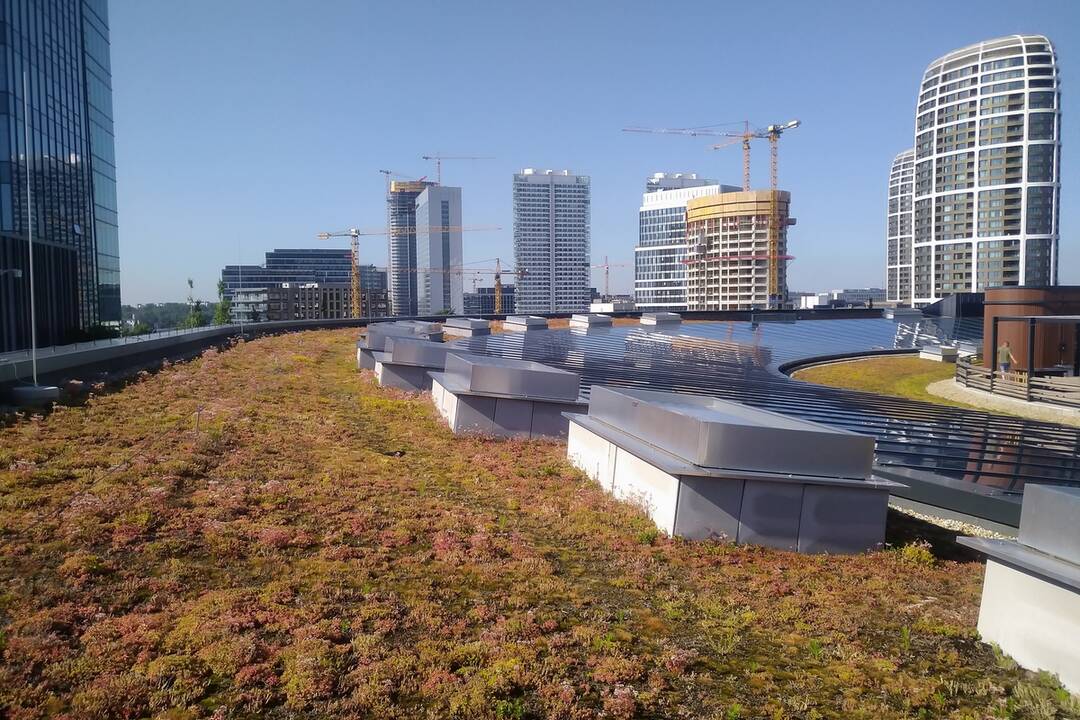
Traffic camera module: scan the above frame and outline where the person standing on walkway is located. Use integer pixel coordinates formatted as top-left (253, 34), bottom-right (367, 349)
top-left (997, 340), bottom-right (1017, 375)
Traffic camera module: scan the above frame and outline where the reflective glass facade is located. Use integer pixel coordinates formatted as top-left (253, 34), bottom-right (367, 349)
top-left (387, 179), bottom-right (435, 317)
top-left (634, 176), bottom-right (734, 311)
top-left (415, 185), bottom-right (463, 315)
top-left (0, 0), bottom-right (118, 352)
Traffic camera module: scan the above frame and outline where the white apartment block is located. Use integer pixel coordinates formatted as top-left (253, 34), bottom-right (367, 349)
top-left (513, 169), bottom-right (591, 313)
top-left (896, 34), bottom-right (1060, 307)
top-left (415, 185), bottom-right (464, 315)
top-left (886, 149), bottom-right (915, 303)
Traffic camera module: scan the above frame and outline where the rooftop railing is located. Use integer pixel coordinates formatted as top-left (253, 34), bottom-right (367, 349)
top-left (956, 358), bottom-right (1080, 409)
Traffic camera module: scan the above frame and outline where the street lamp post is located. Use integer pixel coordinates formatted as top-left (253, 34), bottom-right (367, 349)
top-left (23, 71), bottom-right (38, 386)
top-left (10, 70), bottom-right (59, 406)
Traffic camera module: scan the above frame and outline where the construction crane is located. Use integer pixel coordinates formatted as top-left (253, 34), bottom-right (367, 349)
top-left (420, 154), bottom-right (493, 184)
top-left (752, 121), bottom-right (800, 307)
top-left (591, 255), bottom-right (631, 298)
top-left (625, 119), bottom-right (802, 308)
top-left (624, 122), bottom-right (755, 191)
top-left (315, 224), bottom-right (501, 318)
top-left (378, 169), bottom-right (426, 193)
top-left (375, 258), bottom-right (523, 314)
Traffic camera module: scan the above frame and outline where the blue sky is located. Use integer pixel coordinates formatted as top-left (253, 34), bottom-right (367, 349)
top-left (111, 0), bottom-right (1079, 304)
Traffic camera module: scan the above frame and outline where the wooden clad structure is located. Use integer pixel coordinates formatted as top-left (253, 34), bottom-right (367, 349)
top-left (983, 287), bottom-right (1080, 371)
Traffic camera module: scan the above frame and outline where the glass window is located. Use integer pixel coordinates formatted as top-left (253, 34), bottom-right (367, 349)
top-left (1026, 144), bottom-right (1054, 183)
top-left (1028, 112), bottom-right (1055, 140)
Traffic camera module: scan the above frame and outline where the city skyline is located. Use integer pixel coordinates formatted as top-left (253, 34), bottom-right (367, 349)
top-left (105, 1), bottom-right (1079, 305)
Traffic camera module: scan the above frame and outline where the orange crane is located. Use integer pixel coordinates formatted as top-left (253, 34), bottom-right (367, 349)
top-left (624, 119), bottom-right (801, 308)
top-left (591, 255), bottom-right (631, 298)
top-left (624, 122), bottom-right (757, 191)
top-left (420, 154), bottom-right (493, 184)
top-left (372, 258), bottom-right (523, 314)
top-left (315, 224), bottom-right (501, 318)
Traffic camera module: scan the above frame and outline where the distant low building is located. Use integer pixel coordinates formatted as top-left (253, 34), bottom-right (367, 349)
top-left (231, 288), bottom-right (270, 322)
top-left (590, 298), bottom-right (635, 313)
top-left (230, 282), bottom-right (389, 322)
top-left (463, 285), bottom-right (516, 315)
top-left (795, 288), bottom-right (886, 310)
top-left (221, 249), bottom-right (386, 303)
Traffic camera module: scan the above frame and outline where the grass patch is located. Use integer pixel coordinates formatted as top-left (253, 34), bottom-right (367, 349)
top-left (793, 355), bottom-right (983, 409)
top-left (0, 331), bottom-right (1073, 717)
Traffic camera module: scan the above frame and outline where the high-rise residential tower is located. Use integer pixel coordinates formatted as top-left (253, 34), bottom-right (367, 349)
top-left (386, 179), bottom-right (436, 316)
top-left (415, 185), bottom-right (463, 315)
top-left (901, 34), bottom-right (1060, 307)
top-left (0, 0), bottom-right (119, 352)
top-left (513, 169), bottom-right (591, 313)
top-left (886, 149), bottom-right (915, 303)
top-left (634, 173), bottom-right (739, 311)
top-left (685, 190), bottom-right (792, 310)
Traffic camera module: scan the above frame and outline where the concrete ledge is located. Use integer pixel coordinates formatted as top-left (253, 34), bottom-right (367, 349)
top-left (973, 559), bottom-right (1080, 694)
top-left (366, 321), bottom-right (443, 351)
top-left (372, 337), bottom-right (464, 392)
top-left (587, 386), bottom-right (874, 478)
top-left (443, 353), bottom-right (579, 402)
top-left (919, 345), bottom-right (958, 362)
top-left (430, 374), bottom-right (586, 439)
top-left (356, 341), bottom-right (376, 370)
top-left (443, 318), bottom-right (491, 337)
top-left (640, 312), bottom-right (681, 327)
top-left (503, 315), bottom-right (549, 332)
top-left (959, 484), bottom-right (1080, 694)
top-left (565, 388), bottom-right (898, 553)
top-left (566, 414), bottom-right (894, 552)
top-left (375, 360), bottom-right (434, 392)
top-left (570, 314), bottom-right (612, 329)
top-left (384, 336), bottom-right (456, 369)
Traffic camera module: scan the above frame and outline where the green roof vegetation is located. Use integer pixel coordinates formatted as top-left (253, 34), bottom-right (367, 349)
top-left (1, 330), bottom-right (1076, 718)
top-left (793, 355), bottom-right (980, 410)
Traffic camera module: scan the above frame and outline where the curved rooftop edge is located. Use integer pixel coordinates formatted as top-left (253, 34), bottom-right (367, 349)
top-left (0, 308), bottom-right (883, 387)
top-left (447, 317), bottom-right (1079, 528)
top-left (923, 34), bottom-right (1055, 74)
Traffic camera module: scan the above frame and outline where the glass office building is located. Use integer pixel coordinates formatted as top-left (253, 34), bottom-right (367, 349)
top-left (0, 0), bottom-right (119, 352)
top-left (387, 179), bottom-right (436, 317)
top-left (899, 34), bottom-right (1060, 307)
top-left (415, 185), bottom-right (463, 315)
top-left (634, 173), bottom-right (738, 311)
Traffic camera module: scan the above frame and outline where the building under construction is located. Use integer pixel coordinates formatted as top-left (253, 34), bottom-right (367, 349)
top-left (387, 180), bottom-right (437, 316)
top-left (684, 190), bottom-right (792, 311)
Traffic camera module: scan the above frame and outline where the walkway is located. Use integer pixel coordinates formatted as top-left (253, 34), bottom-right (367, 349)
top-left (927, 378), bottom-right (1080, 428)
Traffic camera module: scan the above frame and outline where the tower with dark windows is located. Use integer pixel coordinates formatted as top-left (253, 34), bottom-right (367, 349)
top-left (894, 35), bottom-right (1060, 307)
top-left (0, 0), bottom-right (119, 351)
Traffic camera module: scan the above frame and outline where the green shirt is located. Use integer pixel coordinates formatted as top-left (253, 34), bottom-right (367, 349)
top-left (997, 346), bottom-right (1012, 364)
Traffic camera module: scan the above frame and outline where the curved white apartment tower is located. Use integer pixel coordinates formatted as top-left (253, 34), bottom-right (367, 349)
top-left (901, 35), bottom-right (1060, 307)
top-left (886, 150), bottom-right (915, 303)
